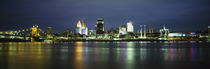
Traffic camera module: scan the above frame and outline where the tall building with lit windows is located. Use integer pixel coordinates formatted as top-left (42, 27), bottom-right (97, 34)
top-left (81, 18), bottom-right (88, 35)
top-left (127, 21), bottom-right (134, 33)
top-left (96, 18), bottom-right (105, 35)
top-left (76, 20), bottom-right (82, 34)
top-left (75, 17), bottom-right (88, 35)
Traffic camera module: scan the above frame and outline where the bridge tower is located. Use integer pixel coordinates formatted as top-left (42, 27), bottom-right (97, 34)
top-left (31, 25), bottom-right (40, 42)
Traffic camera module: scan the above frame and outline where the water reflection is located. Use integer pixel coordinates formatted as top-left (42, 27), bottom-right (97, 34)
top-left (125, 42), bottom-right (135, 69)
top-left (74, 41), bottom-right (84, 69)
top-left (0, 41), bottom-right (209, 69)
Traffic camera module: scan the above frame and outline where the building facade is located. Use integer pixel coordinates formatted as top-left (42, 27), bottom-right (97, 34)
top-left (76, 20), bottom-right (82, 34)
top-left (96, 18), bottom-right (105, 35)
top-left (46, 27), bottom-right (54, 35)
top-left (160, 26), bottom-right (170, 38)
top-left (75, 18), bottom-right (88, 35)
top-left (126, 21), bottom-right (134, 33)
top-left (119, 25), bottom-right (127, 35)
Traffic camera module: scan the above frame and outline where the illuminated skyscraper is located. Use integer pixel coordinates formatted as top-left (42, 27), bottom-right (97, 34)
top-left (76, 20), bottom-right (82, 34)
top-left (75, 17), bottom-right (88, 35)
top-left (81, 18), bottom-right (88, 35)
top-left (127, 21), bottom-right (134, 33)
top-left (96, 18), bottom-right (105, 35)
top-left (82, 18), bottom-right (86, 29)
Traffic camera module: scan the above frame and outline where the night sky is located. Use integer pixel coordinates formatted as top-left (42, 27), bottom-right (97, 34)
top-left (0, 0), bottom-right (210, 33)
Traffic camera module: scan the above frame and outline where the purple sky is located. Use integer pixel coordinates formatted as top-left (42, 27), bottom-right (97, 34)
top-left (0, 0), bottom-right (210, 33)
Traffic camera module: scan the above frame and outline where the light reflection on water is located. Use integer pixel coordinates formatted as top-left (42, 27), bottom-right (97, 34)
top-left (0, 41), bottom-right (210, 69)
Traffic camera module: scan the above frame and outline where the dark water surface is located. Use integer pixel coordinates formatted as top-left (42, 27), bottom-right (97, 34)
top-left (0, 41), bottom-right (210, 69)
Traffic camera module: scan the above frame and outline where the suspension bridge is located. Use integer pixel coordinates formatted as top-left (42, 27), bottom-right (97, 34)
top-left (0, 25), bottom-right (44, 42)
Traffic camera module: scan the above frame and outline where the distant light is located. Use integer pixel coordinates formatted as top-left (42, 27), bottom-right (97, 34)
top-left (168, 33), bottom-right (185, 37)
top-left (208, 26), bottom-right (210, 28)
top-left (190, 32), bottom-right (196, 35)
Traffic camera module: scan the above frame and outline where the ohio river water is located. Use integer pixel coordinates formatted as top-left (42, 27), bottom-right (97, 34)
top-left (0, 41), bottom-right (210, 69)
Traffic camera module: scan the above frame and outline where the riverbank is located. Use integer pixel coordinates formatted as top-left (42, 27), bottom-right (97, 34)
top-left (0, 39), bottom-right (208, 42)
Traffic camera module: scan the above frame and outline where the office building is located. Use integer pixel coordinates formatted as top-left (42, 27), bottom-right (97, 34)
top-left (127, 21), bottom-right (134, 33)
top-left (96, 18), bottom-right (105, 35)
top-left (75, 17), bottom-right (88, 35)
top-left (46, 27), bottom-right (54, 35)
top-left (75, 20), bottom-right (82, 34)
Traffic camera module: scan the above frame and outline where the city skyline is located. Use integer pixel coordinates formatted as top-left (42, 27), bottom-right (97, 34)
top-left (1, 1), bottom-right (210, 69)
top-left (0, 17), bottom-right (209, 33)
top-left (1, 0), bottom-right (210, 32)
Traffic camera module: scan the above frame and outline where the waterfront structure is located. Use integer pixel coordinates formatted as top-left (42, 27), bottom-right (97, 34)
top-left (31, 25), bottom-right (40, 42)
top-left (168, 33), bottom-right (186, 40)
top-left (96, 18), bottom-right (105, 35)
top-left (168, 33), bottom-right (186, 37)
top-left (160, 25), bottom-right (170, 38)
top-left (144, 24), bottom-right (146, 38)
top-left (127, 21), bottom-right (134, 33)
top-left (1, 17), bottom-right (208, 41)
top-left (140, 25), bottom-right (143, 38)
top-left (139, 24), bottom-right (147, 38)
top-left (147, 28), bottom-right (154, 33)
top-left (146, 28), bottom-right (158, 37)
top-left (31, 25), bottom-right (40, 37)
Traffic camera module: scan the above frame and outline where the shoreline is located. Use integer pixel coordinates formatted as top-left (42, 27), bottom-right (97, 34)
top-left (0, 39), bottom-right (208, 42)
